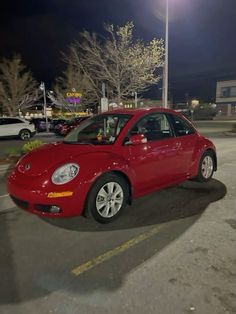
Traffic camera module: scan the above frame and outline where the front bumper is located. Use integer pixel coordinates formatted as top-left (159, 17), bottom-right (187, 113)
top-left (7, 175), bottom-right (87, 217)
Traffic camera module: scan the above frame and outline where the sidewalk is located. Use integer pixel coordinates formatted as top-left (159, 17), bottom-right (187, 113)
top-left (0, 176), bottom-right (14, 212)
top-left (0, 163), bottom-right (13, 178)
top-left (34, 132), bottom-right (56, 138)
top-left (213, 115), bottom-right (236, 121)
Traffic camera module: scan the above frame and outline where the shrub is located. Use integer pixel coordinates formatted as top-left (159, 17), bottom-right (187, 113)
top-left (5, 147), bottom-right (22, 158)
top-left (4, 140), bottom-right (44, 159)
top-left (21, 140), bottom-right (44, 154)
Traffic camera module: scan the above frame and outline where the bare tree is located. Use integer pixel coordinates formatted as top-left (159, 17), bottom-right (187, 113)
top-left (0, 55), bottom-right (38, 116)
top-left (72, 22), bottom-right (164, 103)
top-left (50, 48), bottom-right (99, 113)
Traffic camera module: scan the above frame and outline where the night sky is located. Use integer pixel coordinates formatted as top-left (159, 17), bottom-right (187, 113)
top-left (1, 0), bottom-right (236, 102)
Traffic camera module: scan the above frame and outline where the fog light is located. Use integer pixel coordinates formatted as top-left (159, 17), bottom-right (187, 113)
top-left (50, 205), bottom-right (61, 213)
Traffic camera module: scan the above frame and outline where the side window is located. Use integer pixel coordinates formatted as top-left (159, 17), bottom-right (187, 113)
top-left (1, 118), bottom-right (10, 125)
top-left (128, 113), bottom-right (173, 142)
top-left (10, 119), bottom-right (24, 124)
top-left (3, 118), bottom-right (23, 125)
top-left (2, 119), bottom-right (12, 125)
top-left (170, 114), bottom-right (195, 137)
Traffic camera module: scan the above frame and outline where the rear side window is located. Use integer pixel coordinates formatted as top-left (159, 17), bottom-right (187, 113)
top-left (170, 114), bottom-right (195, 137)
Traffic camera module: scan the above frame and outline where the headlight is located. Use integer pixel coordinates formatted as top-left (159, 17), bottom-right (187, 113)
top-left (52, 163), bottom-right (79, 185)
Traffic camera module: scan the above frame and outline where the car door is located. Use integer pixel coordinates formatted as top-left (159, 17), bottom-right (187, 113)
top-left (6, 118), bottom-right (25, 136)
top-left (0, 118), bottom-right (15, 136)
top-left (168, 113), bottom-right (198, 176)
top-left (0, 118), bottom-right (8, 136)
top-left (122, 113), bottom-right (183, 196)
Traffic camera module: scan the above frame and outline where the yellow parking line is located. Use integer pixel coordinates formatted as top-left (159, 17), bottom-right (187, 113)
top-left (71, 224), bottom-right (163, 276)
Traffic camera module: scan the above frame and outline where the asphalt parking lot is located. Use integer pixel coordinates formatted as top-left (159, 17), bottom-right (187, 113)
top-left (0, 134), bottom-right (236, 313)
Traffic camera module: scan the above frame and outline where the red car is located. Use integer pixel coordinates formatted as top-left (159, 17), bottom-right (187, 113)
top-left (8, 108), bottom-right (217, 223)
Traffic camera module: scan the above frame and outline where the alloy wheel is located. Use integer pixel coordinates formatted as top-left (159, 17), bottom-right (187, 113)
top-left (96, 181), bottom-right (124, 218)
top-left (201, 155), bottom-right (213, 179)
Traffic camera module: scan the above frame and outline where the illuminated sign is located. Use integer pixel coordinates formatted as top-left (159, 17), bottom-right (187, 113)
top-left (66, 92), bottom-right (82, 98)
top-left (66, 91), bottom-right (82, 104)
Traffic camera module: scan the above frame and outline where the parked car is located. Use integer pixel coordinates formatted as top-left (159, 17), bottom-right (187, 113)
top-left (193, 106), bottom-right (218, 120)
top-left (30, 118), bottom-right (53, 132)
top-left (57, 116), bottom-right (90, 136)
top-left (50, 118), bottom-right (68, 133)
top-left (0, 117), bottom-right (36, 140)
top-left (53, 119), bottom-right (70, 135)
top-left (8, 108), bottom-right (217, 223)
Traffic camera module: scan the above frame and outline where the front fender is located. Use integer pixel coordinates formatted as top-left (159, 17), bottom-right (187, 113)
top-left (73, 151), bottom-right (133, 192)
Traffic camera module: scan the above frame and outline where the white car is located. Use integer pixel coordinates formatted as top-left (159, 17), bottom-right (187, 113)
top-left (0, 117), bottom-right (36, 140)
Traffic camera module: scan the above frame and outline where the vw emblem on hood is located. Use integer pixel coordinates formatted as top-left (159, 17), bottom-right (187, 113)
top-left (25, 163), bottom-right (31, 171)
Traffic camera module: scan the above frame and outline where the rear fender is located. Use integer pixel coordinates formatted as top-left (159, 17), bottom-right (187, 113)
top-left (189, 139), bottom-right (217, 178)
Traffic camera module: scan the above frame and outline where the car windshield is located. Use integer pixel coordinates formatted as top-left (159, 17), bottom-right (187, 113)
top-left (63, 113), bottom-right (132, 145)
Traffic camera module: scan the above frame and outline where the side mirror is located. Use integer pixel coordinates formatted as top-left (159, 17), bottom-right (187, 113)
top-left (125, 134), bottom-right (147, 146)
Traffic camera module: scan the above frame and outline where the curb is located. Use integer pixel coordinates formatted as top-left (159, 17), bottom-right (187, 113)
top-left (0, 163), bottom-right (13, 177)
top-left (224, 132), bottom-right (236, 137)
top-left (35, 132), bottom-right (56, 138)
top-left (0, 194), bottom-right (15, 212)
top-left (0, 164), bottom-right (15, 212)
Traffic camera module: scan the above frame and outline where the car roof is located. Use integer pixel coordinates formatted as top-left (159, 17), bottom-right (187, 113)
top-left (1, 116), bottom-right (23, 119)
top-left (102, 107), bottom-right (177, 116)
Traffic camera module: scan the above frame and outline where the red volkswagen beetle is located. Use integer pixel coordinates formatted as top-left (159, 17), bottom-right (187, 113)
top-left (8, 108), bottom-right (217, 223)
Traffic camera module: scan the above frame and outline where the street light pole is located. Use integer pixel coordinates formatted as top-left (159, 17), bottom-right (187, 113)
top-left (163, 0), bottom-right (169, 108)
top-left (134, 92), bottom-right (138, 108)
top-left (40, 82), bottom-right (49, 132)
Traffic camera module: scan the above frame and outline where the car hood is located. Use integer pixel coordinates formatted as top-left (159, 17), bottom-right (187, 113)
top-left (16, 142), bottom-right (104, 176)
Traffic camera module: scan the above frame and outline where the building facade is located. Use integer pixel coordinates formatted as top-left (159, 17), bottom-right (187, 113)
top-left (216, 80), bottom-right (236, 116)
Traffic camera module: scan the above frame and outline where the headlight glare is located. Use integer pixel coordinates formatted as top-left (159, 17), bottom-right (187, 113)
top-left (52, 163), bottom-right (79, 185)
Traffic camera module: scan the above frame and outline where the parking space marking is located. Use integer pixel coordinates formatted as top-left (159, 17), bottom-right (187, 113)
top-left (0, 194), bottom-right (9, 198)
top-left (71, 224), bottom-right (164, 276)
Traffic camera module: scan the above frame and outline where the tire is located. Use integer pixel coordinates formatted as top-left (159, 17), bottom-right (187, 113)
top-left (194, 151), bottom-right (214, 182)
top-left (85, 173), bottom-right (129, 223)
top-left (19, 129), bottom-right (31, 140)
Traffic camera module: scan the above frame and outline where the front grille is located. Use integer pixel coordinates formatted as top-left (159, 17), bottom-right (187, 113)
top-left (10, 195), bottom-right (29, 210)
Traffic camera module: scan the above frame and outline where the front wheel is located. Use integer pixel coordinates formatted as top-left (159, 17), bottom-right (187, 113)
top-left (19, 129), bottom-right (31, 140)
top-left (195, 151), bottom-right (215, 182)
top-left (85, 173), bottom-right (129, 223)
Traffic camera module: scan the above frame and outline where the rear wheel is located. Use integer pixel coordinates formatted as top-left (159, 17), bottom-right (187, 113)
top-left (195, 151), bottom-right (214, 182)
top-left (19, 129), bottom-right (31, 140)
top-left (85, 173), bottom-right (129, 223)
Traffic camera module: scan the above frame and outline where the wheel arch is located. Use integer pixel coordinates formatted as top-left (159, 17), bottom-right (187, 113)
top-left (82, 169), bottom-right (133, 217)
top-left (110, 170), bottom-right (133, 204)
top-left (19, 128), bottom-right (31, 139)
top-left (204, 148), bottom-right (217, 171)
